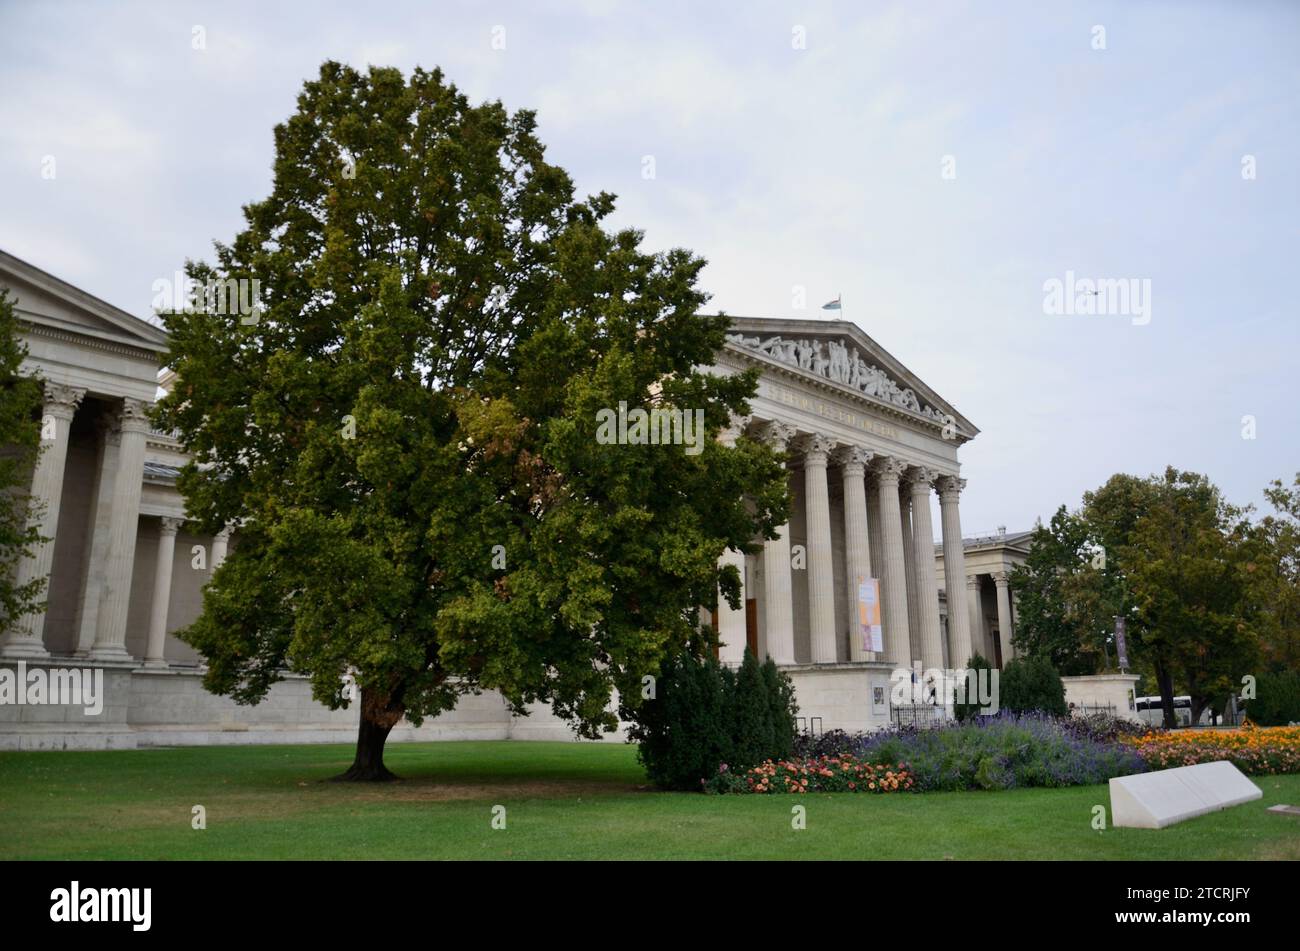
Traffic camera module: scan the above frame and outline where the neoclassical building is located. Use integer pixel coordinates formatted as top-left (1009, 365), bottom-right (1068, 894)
top-left (0, 252), bottom-right (1025, 748)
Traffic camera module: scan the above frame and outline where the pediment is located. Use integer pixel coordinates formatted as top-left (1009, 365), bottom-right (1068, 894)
top-left (721, 316), bottom-right (978, 439)
top-left (0, 249), bottom-right (169, 355)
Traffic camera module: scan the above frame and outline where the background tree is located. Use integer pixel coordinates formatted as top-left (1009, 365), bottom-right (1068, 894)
top-left (154, 62), bottom-right (788, 780)
top-left (1008, 506), bottom-right (1107, 674)
top-left (0, 289), bottom-right (47, 632)
top-left (1121, 468), bottom-right (1260, 726)
top-left (1254, 475), bottom-right (1300, 673)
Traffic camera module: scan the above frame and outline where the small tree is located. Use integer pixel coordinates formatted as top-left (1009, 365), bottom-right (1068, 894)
top-left (729, 648), bottom-right (774, 770)
top-left (761, 655), bottom-right (797, 759)
top-left (0, 288), bottom-right (46, 633)
top-left (999, 656), bottom-right (1068, 717)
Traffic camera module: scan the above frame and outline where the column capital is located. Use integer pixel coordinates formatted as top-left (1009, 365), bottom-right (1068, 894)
top-left (966, 574), bottom-right (981, 590)
top-left (831, 445), bottom-right (872, 474)
top-left (936, 474), bottom-right (967, 501)
top-left (159, 516), bottom-right (184, 537)
top-left (871, 455), bottom-right (909, 484)
top-left (907, 466), bottom-right (940, 496)
top-left (119, 398), bottom-right (153, 434)
top-left (792, 432), bottom-right (835, 466)
top-left (42, 382), bottom-right (85, 420)
top-left (718, 412), bottom-right (752, 447)
top-left (753, 419), bottom-right (795, 451)
top-left (215, 524), bottom-right (234, 542)
top-left (992, 571), bottom-right (1010, 587)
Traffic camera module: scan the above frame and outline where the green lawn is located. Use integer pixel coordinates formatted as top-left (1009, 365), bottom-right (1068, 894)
top-left (2, 740), bottom-right (1297, 860)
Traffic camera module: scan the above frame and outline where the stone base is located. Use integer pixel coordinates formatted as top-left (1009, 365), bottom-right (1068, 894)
top-left (781, 661), bottom-right (899, 734)
top-left (0, 660), bottom-right (627, 750)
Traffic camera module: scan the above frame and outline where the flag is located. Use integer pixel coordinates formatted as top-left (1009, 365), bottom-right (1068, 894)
top-left (821, 296), bottom-right (841, 311)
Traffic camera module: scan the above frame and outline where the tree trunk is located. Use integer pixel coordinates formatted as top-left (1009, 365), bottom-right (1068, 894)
top-left (1154, 659), bottom-right (1177, 729)
top-left (333, 687), bottom-right (404, 782)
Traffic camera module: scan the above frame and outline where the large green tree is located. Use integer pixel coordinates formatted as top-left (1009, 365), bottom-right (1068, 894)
top-left (1120, 468), bottom-right (1260, 726)
top-left (154, 62), bottom-right (787, 780)
top-left (1016, 467), bottom-right (1266, 728)
top-left (0, 289), bottom-right (47, 633)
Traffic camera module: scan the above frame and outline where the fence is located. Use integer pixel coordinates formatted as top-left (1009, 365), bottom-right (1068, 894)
top-left (890, 704), bottom-right (949, 727)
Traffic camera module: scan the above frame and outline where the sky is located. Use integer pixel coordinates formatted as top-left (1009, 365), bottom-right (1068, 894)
top-left (1, 0), bottom-right (1297, 535)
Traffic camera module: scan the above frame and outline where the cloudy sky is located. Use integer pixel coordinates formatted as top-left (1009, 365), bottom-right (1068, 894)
top-left (2, 0), bottom-right (1296, 535)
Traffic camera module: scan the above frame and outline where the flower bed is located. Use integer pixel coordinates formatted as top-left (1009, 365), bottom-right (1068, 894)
top-left (703, 756), bottom-right (915, 794)
top-left (707, 713), bottom-right (1145, 793)
top-left (1121, 724), bottom-right (1300, 775)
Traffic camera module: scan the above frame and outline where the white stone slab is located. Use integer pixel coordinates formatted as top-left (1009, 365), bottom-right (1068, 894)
top-left (1110, 761), bottom-right (1262, 829)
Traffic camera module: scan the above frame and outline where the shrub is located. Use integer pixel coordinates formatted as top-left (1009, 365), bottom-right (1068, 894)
top-left (999, 656), bottom-right (1069, 717)
top-left (954, 652), bottom-right (995, 722)
top-left (1244, 670), bottom-right (1300, 726)
top-left (1063, 711), bottom-right (1156, 744)
top-left (624, 648), bottom-right (798, 790)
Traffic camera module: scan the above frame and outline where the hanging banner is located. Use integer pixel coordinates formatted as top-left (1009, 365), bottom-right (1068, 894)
top-left (858, 576), bottom-right (883, 653)
top-left (1114, 615), bottom-right (1129, 670)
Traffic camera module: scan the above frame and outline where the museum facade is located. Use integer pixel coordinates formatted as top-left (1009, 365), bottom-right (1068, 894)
top-left (0, 251), bottom-right (1026, 749)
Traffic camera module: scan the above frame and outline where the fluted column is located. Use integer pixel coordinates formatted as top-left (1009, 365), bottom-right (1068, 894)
top-left (898, 489), bottom-right (920, 659)
top-left (834, 446), bottom-right (873, 662)
top-left (716, 416), bottom-right (750, 665)
top-left (756, 421), bottom-right (796, 664)
top-left (871, 457), bottom-right (911, 667)
top-left (908, 467), bottom-right (944, 670)
top-left (143, 517), bottom-right (183, 668)
top-left (993, 571), bottom-right (1016, 665)
top-left (966, 574), bottom-right (986, 659)
top-left (936, 475), bottom-right (973, 667)
top-left (89, 398), bottom-right (151, 661)
top-left (2, 383), bottom-right (85, 659)
top-left (796, 433), bottom-right (837, 664)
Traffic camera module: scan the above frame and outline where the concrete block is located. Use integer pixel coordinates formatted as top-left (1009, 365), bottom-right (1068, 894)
top-left (1110, 761), bottom-right (1262, 829)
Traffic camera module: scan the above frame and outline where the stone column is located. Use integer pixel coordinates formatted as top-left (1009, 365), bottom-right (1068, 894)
top-left (993, 571), bottom-right (1016, 665)
top-left (1, 383), bottom-right (85, 659)
top-left (89, 398), bottom-right (151, 662)
top-left (936, 475), bottom-right (973, 667)
top-left (966, 574), bottom-right (986, 659)
top-left (833, 446), bottom-right (873, 662)
top-left (796, 433), bottom-right (837, 664)
top-left (898, 489), bottom-right (920, 659)
top-left (871, 457), bottom-right (912, 667)
top-left (715, 417), bottom-right (750, 665)
top-left (757, 421), bottom-right (796, 665)
top-left (143, 517), bottom-right (183, 668)
top-left (908, 467), bottom-right (944, 671)
top-left (211, 525), bottom-right (232, 570)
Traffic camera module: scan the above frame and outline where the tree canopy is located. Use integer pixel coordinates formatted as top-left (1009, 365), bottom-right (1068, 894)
top-left (154, 62), bottom-right (788, 779)
top-left (0, 288), bottom-right (46, 633)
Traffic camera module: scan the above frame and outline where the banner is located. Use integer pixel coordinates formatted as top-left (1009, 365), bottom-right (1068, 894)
top-left (858, 576), bottom-right (883, 653)
top-left (1114, 616), bottom-right (1129, 670)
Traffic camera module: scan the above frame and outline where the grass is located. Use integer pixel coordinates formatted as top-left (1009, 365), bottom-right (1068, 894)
top-left (2, 740), bottom-right (1298, 860)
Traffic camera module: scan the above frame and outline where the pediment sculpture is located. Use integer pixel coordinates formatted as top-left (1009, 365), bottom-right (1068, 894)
top-left (725, 333), bottom-right (946, 420)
